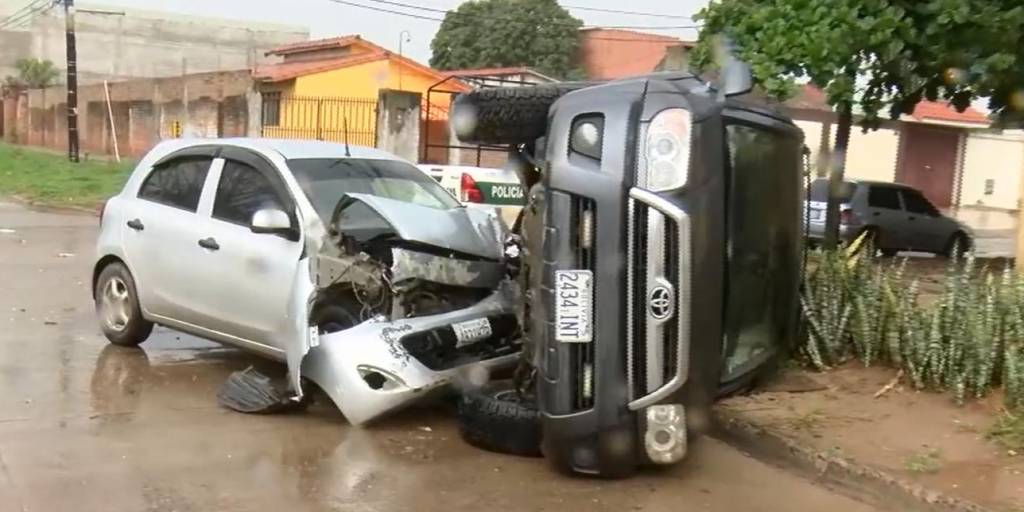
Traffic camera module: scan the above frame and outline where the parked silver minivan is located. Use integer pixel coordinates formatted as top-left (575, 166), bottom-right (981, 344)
top-left (805, 178), bottom-right (971, 255)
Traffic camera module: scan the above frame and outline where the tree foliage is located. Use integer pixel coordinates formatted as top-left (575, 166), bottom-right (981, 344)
top-left (430, 0), bottom-right (584, 79)
top-left (694, 0), bottom-right (1024, 125)
top-left (3, 58), bottom-right (60, 91)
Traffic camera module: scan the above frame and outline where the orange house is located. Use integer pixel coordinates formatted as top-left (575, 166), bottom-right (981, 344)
top-left (252, 35), bottom-right (468, 150)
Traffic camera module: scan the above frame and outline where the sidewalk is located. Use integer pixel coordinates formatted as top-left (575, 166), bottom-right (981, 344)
top-left (713, 365), bottom-right (1024, 512)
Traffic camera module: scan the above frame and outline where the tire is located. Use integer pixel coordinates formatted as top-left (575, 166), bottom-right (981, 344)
top-left (451, 83), bottom-right (591, 145)
top-left (94, 262), bottom-right (153, 347)
top-left (457, 380), bottom-right (542, 457)
top-left (311, 302), bottom-right (360, 334)
top-left (945, 231), bottom-right (971, 257)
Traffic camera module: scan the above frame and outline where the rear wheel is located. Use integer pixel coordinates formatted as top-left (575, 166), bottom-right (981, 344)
top-left (456, 380), bottom-right (542, 457)
top-left (95, 263), bottom-right (153, 347)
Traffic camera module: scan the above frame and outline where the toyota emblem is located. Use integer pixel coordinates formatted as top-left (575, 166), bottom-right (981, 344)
top-left (648, 285), bottom-right (675, 321)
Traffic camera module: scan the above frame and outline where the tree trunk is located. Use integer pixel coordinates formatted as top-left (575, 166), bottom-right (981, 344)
top-left (823, 102), bottom-right (853, 249)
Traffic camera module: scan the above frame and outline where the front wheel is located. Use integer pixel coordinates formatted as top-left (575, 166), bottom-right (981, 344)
top-left (95, 262), bottom-right (153, 346)
top-left (456, 380), bottom-right (542, 457)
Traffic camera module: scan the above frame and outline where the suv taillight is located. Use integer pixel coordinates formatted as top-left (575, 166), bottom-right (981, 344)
top-left (460, 173), bottom-right (483, 203)
top-left (839, 208), bottom-right (853, 225)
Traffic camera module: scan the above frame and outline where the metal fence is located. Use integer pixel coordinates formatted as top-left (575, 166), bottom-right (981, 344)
top-left (260, 93), bottom-right (377, 147)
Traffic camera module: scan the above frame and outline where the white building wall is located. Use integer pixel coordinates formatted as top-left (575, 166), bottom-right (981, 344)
top-left (845, 126), bottom-right (900, 182)
top-left (959, 131), bottom-right (1024, 210)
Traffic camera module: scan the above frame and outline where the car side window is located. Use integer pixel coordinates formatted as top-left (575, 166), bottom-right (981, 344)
top-left (901, 189), bottom-right (939, 216)
top-left (213, 160), bottom-right (286, 226)
top-left (137, 157), bottom-right (212, 212)
top-left (868, 186), bottom-right (901, 210)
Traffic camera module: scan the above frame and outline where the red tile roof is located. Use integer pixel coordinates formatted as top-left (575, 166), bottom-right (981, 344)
top-left (578, 28), bottom-right (694, 80)
top-left (253, 52), bottom-right (387, 82)
top-left (266, 35), bottom-right (367, 56)
top-left (911, 101), bottom-right (989, 125)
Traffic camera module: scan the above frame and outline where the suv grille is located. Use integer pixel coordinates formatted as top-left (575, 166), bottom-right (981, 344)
top-left (626, 191), bottom-right (689, 407)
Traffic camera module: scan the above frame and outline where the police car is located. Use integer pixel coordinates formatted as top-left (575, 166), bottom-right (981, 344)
top-left (417, 164), bottom-right (525, 226)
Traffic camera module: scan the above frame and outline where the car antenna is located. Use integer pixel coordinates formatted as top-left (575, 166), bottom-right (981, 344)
top-left (343, 117), bottom-right (352, 157)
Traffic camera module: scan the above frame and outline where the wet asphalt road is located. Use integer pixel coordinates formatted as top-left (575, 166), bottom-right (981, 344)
top-left (0, 201), bottom-right (877, 512)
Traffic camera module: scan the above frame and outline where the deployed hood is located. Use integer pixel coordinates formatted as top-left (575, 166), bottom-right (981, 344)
top-left (334, 193), bottom-right (504, 260)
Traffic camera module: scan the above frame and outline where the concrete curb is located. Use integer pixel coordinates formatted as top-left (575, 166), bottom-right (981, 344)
top-left (6, 195), bottom-right (100, 216)
top-left (712, 408), bottom-right (994, 512)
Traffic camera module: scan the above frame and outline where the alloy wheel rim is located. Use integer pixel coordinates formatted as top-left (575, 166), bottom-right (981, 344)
top-left (100, 277), bottom-right (131, 332)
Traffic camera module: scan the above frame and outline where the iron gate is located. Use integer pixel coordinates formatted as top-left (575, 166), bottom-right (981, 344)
top-left (421, 75), bottom-right (539, 166)
top-left (260, 93), bottom-right (377, 147)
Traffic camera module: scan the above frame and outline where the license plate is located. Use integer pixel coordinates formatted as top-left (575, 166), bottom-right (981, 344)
top-left (555, 270), bottom-right (593, 343)
top-left (453, 317), bottom-right (492, 347)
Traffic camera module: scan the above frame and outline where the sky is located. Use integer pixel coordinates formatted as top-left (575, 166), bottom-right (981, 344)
top-left (79, 0), bottom-right (711, 64)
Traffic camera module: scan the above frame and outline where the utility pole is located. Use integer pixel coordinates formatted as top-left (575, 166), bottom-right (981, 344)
top-left (64, 0), bottom-right (79, 162)
top-left (397, 30), bottom-right (410, 90)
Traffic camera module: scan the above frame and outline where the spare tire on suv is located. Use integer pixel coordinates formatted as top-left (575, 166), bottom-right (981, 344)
top-left (451, 83), bottom-right (590, 145)
top-left (456, 379), bottom-right (542, 457)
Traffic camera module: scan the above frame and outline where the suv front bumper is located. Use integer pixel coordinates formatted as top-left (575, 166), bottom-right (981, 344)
top-left (538, 187), bottom-right (691, 475)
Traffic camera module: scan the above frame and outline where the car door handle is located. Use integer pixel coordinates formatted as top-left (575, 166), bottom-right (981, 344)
top-left (126, 218), bottom-right (144, 231)
top-left (907, 216), bottom-right (916, 221)
top-left (872, 212), bottom-right (881, 217)
top-left (197, 237), bottom-right (220, 251)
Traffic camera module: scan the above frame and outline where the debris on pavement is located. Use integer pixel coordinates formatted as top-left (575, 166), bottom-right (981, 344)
top-left (217, 367), bottom-right (304, 414)
top-left (43, 320), bottom-right (58, 326)
top-left (0, 228), bottom-right (15, 234)
top-left (57, 252), bottom-right (75, 258)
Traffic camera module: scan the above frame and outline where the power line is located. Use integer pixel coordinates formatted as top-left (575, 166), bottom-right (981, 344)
top-left (0, 0), bottom-right (55, 30)
top-left (342, 0), bottom-right (701, 30)
top-left (561, 4), bottom-right (693, 19)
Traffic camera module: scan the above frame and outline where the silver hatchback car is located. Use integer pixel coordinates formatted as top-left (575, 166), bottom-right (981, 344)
top-left (805, 178), bottom-right (972, 256)
top-left (93, 138), bottom-right (520, 424)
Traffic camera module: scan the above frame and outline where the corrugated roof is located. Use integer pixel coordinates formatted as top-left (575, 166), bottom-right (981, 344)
top-left (265, 35), bottom-right (365, 56)
top-left (578, 29), bottom-right (694, 80)
top-left (253, 52), bottom-right (388, 82)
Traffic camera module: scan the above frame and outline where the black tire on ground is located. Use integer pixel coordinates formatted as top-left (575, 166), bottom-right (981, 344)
top-left (944, 231), bottom-right (971, 257)
top-left (94, 262), bottom-right (153, 347)
top-left (457, 380), bottom-right (542, 457)
top-left (451, 83), bottom-right (590, 145)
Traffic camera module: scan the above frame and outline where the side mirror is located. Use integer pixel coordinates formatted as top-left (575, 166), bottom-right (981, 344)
top-left (251, 208), bottom-right (296, 239)
top-left (718, 35), bottom-right (753, 98)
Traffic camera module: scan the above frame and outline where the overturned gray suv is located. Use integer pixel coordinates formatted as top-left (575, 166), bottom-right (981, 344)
top-left (452, 64), bottom-right (804, 476)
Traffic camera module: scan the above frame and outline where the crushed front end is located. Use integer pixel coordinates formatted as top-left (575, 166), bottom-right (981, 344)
top-left (303, 193), bottom-right (522, 425)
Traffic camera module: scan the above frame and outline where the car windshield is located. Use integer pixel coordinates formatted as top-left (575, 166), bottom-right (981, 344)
top-left (288, 158), bottom-right (460, 220)
top-left (808, 179), bottom-right (856, 203)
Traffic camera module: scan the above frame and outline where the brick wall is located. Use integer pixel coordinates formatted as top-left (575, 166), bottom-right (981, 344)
top-left (5, 70), bottom-right (259, 158)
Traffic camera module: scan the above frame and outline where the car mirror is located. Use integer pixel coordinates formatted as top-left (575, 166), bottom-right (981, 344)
top-left (251, 208), bottom-right (295, 238)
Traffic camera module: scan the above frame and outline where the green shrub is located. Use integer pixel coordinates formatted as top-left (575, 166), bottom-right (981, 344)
top-left (801, 239), bottom-right (1024, 409)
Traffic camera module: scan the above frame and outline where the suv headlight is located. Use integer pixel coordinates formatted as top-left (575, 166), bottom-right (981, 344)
top-left (641, 108), bottom-right (691, 191)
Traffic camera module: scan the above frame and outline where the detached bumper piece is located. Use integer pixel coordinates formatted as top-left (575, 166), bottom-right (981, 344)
top-left (217, 367), bottom-right (306, 414)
